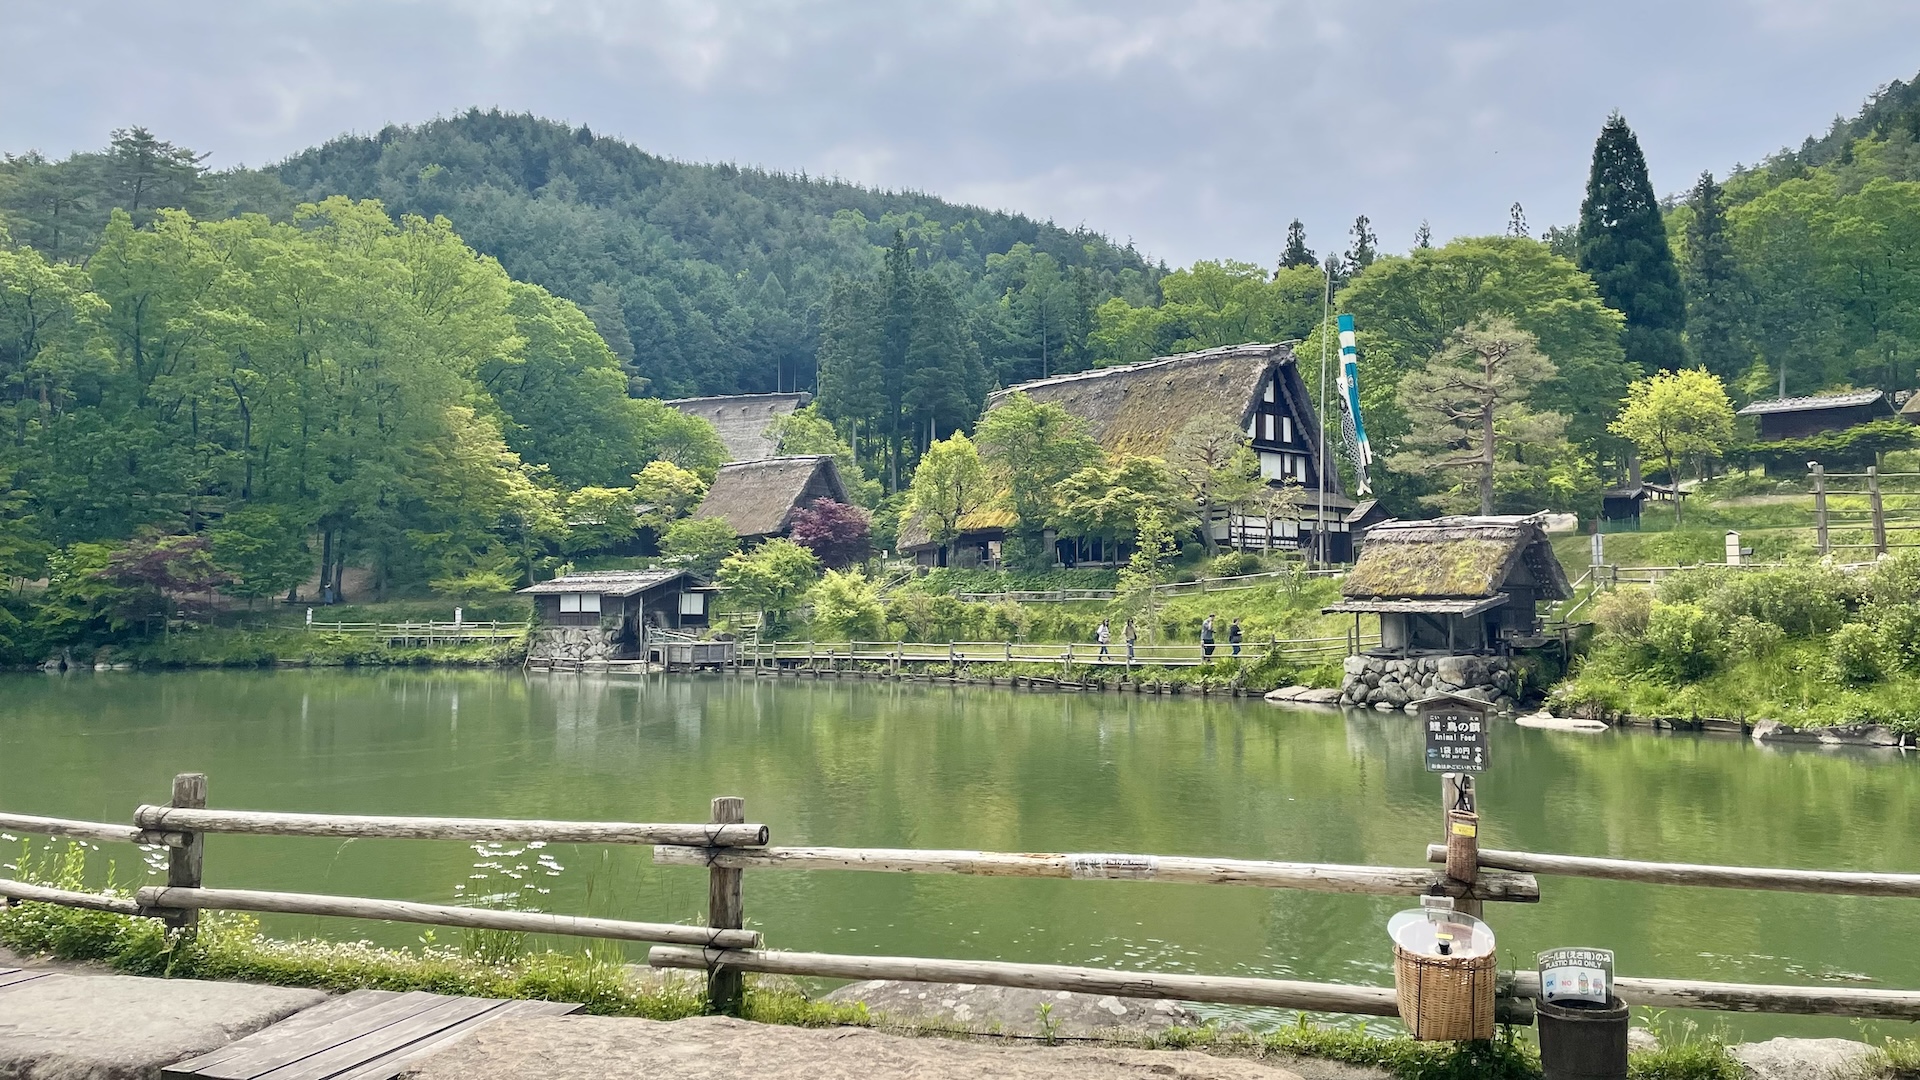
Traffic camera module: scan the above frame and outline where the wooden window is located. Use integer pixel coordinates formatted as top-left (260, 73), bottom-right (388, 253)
top-left (580, 593), bottom-right (602, 613)
top-left (1282, 416), bottom-right (1293, 443)
top-left (679, 592), bottom-right (705, 616)
top-left (559, 593), bottom-right (581, 613)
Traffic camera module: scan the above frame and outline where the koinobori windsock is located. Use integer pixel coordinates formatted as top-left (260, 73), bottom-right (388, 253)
top-left (1335, 314), bottom-right (1373, 495)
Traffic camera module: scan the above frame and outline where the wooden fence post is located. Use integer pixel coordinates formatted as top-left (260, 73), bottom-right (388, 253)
top-left (707, 795), bottom-right (746, 1015)
top-left (1441, 774), bottom-right (1483, 920)
top-left (1869, 466), bottom-right (1887, 556)
top-left (166, 772), bottom-right (207, 933)
top-left (1812, 463), bottom-right (1829, 556)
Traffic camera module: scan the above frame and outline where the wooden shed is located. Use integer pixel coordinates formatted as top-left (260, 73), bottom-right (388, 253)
top-left (689, 455), bottom-right (849, 543)
top-left (1737, 390), bottom-right (1896, 441)
top-left (895, 508), bottom-right (1017, 568)
top-left (1323, 515), bottom-right (1572, 655)
top-left (520, 569), bottom-right (713, 659)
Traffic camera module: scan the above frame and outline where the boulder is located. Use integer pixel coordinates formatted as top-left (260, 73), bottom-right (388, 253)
top-left (1752, 719), bottom-right (1904, 747)
top-left (1343, 655), bottom-right (1368, 677)
top-left (1264, 685), bottom-right (1310, 702)
top-left (1298, 688), bottom-right (1343, 705)
top-left (1728, 1037), bottom-right (1877, 1080)
top-left (1516, 712), bottom-right (1609, 732)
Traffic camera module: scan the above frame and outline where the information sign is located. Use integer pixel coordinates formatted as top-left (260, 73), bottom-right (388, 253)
top-left (1538, 947), bottom-right (1614, 1005)
top-left (1422, 699), bottom-right (1488, 773)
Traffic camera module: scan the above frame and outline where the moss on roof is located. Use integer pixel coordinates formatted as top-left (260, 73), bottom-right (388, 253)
top-left (1340, 517), bottom-right (1572, 601)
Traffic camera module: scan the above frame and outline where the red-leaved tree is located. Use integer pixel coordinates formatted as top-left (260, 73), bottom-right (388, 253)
top-left (788, 500), bottom-right (871, 569)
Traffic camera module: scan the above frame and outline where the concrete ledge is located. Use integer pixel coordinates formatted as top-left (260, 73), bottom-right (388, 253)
top-left (0, 973), bottom-right (325, 1080)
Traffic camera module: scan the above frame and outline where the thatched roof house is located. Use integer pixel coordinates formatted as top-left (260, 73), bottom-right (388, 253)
top-left (895, 507), bottom-right (1019, 568)
top-left (666, 392), bottom-right (812, 463)
top-left (690, 455), bottom-right (848, 541)
top-left (1326, 516), bottom-right (1571, 654)
top-left (984, 343), bottom-right (1359, 559)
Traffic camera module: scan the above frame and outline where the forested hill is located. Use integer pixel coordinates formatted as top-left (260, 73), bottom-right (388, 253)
top-left (270, 110), bottom-right (1161, 397)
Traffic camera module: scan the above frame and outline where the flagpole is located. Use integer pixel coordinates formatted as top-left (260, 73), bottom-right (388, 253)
top-left (1317, 256), bottom-right (1332, 566)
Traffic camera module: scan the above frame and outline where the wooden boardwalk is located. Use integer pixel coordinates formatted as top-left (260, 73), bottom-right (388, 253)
top-left (162, 989), bottom-right (581, 1080)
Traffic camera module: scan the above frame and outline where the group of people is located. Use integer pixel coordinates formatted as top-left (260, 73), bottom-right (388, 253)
top-left (1093, 614), bottom-right (1241, 662)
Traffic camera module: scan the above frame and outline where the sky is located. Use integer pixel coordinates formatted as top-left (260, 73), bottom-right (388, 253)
top-left (3, 0), bottom-right (1918, 267)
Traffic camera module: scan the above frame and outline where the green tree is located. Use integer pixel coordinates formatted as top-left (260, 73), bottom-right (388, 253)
top-left (905, 434), bottom-right (988, 566)
top-left (1678, 172), bottom-right (1751, 382)
top-left (1279, 219), bottom-right (1315, 269)
top-left (715, 538), bottom-right (820, 626)
top-left (1609, 369), bottom-right (1736, 523)
top-left (975, 392), bottom-right (1101, 564)
top-left (1052, 455), bottom-right (1176, 556)
top-left (662, 517), bottom-right (741, 578)
top-left (1576, 113), bottom-right (1687, 373)
top-left (1168, 416), bottom-right (1262, 554)
top-left (769, 404), bottom-right (875, 504)
top-left (1346, 215), bottom-right (1378, 276)
top-left (806, 568), bottom-right (885, 640)
top-left (209, 507), bottom-right (313, 604)
top-left (630, 460), bottom-right (707, 531)
top-left (1391, 318), bottom-right (1568, 515)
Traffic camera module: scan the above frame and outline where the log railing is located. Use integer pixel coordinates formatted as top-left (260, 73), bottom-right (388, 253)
top-left (7, 777), bottom-right (1920, 1025)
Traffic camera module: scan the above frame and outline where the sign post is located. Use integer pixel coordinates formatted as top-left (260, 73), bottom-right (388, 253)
top-left (1538, 947), bottom-right (1615, 1006)
top-left (1420, 694), bottom-right (1489, 917)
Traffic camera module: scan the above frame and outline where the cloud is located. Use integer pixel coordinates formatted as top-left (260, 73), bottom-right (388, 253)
top-left (4, 0), bottom-right (1919, 265)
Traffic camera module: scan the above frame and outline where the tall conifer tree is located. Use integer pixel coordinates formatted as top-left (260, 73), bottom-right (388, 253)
top-left (1279, 220), bottom-right (1315, 269)
top-left (1679, 171), bottom-right (1750, 382)
top-left (1575, 114), bottom-right (1686, 373)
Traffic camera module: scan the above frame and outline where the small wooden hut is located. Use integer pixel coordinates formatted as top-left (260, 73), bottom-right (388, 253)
top-left (665, 392), bottom-right (812, 463)
top-left (520, 569), bottom-right (714, 660)
top-left (1324, 515), bottom-right (1572, 655)
top-left (689, 455), bottom-right (848, 543)
top-left (1737, 390), bottom-right (1896, 441)
top-left (895, 508), bottom-right (1017, 568)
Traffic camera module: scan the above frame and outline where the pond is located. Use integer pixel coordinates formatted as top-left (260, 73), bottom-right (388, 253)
top-left (4, 668), bottom-right (1918, 1040)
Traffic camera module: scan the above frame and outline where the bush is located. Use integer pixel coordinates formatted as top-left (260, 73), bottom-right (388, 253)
top-left (806, 569), bottom-right (885, 640)
top-left (1592, 588), bottom-right (1653, 641)
top-left (1876, 603), bottom-right (1920, 675)
top-left (1206, 551), bottom-right (1263, 578)
top-left (1825, 622), bottom-right (1886, 686)
top-left (1863, 552), bottom-right (1920, 608)
top-left (1725, 615), bottom-right (1784, 660)
top-left (1643, 601), bottom-right (1724, 678)
top-left (1693, 565), bottom-right (1850, 636)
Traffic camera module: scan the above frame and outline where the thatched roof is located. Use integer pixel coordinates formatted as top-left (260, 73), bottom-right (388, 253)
top-left (896, 507), bottom-right (1018, 552)
top-left (521, 569), bottom-right (690, 597)
top-left (1338, 516), bottom-right (1572, 601)
top-left (985, 344), bottom-right (1323, 463)
top-left (1902, 391), bottom-right (1920, 419)
top-left (690, 455), bottom-right (847, 539)
top-left (1737, 390), bottom-right (1886, 416)
top-left (665, 393), bottom-right (812, 463)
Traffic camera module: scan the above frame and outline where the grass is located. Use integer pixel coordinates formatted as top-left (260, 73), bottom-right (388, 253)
top-left (1558, 639), bottom-right (1920, 731)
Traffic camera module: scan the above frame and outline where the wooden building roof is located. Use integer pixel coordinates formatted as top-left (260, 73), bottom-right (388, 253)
top-left (895, 507), bottom-right (1019, 552)
top-left (689, 455), bottom-right (848, 539)
top-left (665, 393), bottom-right (812, 463)
top-left (1337, 515), bottom-right (1572, 602)
top-left (520, 569), bottom-right (692, 597)
top-left (1736, 390), bottom-right (1887, 416)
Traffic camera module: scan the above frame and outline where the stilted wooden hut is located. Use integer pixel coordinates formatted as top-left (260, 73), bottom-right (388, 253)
top-left (1324, 515), bottom-right (1572, 655)
top-left (520, 569), bottom-right (715, 661)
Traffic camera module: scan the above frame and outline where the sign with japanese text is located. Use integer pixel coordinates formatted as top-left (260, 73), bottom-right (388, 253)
top-left (1538, 947), bottom-right (1614, 1005)
top-left (1422, 700), bottom-right (1488, 773)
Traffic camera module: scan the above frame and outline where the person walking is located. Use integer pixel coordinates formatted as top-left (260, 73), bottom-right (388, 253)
top-left (1123, 618), bottom-right (1137, 664)
top-left (1228, 617), bottom-right (1243, 658)
top-left (1096, 618), bottom-right (1112, 660)
top-left (1201, 613), bottom-right (1216, 659)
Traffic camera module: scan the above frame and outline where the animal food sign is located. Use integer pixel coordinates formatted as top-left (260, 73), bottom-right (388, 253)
top-left (1422, 698), bottom-right (1488, 773)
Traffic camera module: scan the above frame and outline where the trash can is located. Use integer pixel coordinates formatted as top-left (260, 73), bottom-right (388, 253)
top-left (1537, 996), bottom-right (1629, 1080)
top-left (1387, 901), bottom-right (1497, 1041)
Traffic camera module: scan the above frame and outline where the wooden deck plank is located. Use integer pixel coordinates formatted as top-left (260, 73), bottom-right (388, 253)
top-left (163, 991), bottom-right (408, 1077)
top-left (321, 999), bottom-right (585, 1080)
top-left (166, 992), bottom-right (451, 1079)
top-left (249, 996), bottom-right (507, 1080)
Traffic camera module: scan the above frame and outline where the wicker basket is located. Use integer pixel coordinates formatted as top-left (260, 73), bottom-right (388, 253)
top-left (1393, 943), bottom-right (1497, 1042)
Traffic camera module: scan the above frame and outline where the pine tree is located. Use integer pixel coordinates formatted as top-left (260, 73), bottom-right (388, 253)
top-left (1413, 221), bottom-right (1433, 250)
top-left (1680, 171), bottom-right (1750, 382)
top-left (1575, 113), bottom-right (1687, 373)
top-left (1279, 219), bottom-right (1315, 269)
top-left (880, 231), bottom-right (915, 489)
top-left (1507, 203), bottom-right (1529, 238)
top-left (1345, 215), bottom-right (1378, 276)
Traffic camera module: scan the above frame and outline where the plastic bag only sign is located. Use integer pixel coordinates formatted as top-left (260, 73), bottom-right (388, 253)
top-left (1539, 947), bottom-right (1614, 1005)
top-left (1422, 704), bottom-right (1488, 773)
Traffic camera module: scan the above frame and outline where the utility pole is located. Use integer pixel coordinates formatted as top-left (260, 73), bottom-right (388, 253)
top-left (1316, 256), bottom-right (1334, 566)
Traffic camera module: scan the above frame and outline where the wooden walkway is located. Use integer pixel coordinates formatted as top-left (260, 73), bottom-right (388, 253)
top-left (162, 989), bottom-right (581, 1080)
top-left (0, 967), bottom-right (56, 990)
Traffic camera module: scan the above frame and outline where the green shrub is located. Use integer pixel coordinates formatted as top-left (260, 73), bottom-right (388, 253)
top-left (807, 569), bottom-right (886, 640)
top-left (1825, 622), bottom-right (1886, 686)
top-left (1592, 589), bottom-right (1653, 641)
top-left (1864, 552), bottom-right (1920, 608)
top-left (1206, 551), bottom-right (1263, 578)
top-left (1876, 604), bottom-right (1920, 674)
top-left (1725, 615), bottom-right (1785, 660)
top-left (1697, 565), bottom-right (1850, 636)
top-left (1644, 602), bottom-right (1724, 678)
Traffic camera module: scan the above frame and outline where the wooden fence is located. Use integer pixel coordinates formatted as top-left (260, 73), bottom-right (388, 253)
top-left (296, 621), bottom-right (529, 645)
top-left (7, 777), bottom-right (1920, 1026)
top-left (732, 633), bottom-right (1377, 673)
top-left (1811, 464), bottom-right (1920, 556)
top-left (954, 567), bottom-right (1344, 605)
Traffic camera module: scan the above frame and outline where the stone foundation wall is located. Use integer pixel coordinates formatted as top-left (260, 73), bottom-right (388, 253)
top-left (527, 626), bottom-right (626, 662)
top-left (1340, 653), bottom-right (1516, 712)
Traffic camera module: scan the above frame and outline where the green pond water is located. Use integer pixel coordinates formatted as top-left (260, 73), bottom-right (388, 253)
top-left (4, 668), bottom-right (1918, 1040)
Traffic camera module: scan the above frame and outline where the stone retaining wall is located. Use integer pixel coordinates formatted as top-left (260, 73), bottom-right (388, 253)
top-left (1339, 653), bottom-right (1516, 712)
top-left (527, 626), bottom-right (625, 662)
